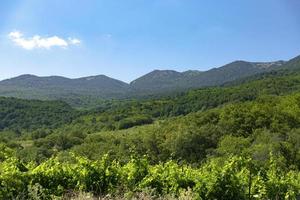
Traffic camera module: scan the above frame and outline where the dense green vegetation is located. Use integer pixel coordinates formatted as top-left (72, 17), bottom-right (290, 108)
top-left (1, 147), bottom-right (299, 199)
top-left (1, 60), bottom-right (300, 199)
top-left (0, 97), bottom-right (78, 131)
top-left (69, 93), bottom-right (300, 166)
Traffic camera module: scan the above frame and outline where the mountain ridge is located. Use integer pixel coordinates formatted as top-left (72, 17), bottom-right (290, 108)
top-left (0, 55), bottom-right (299, 107)
top-left (0, 60), bottom-right (286, 83)
top-left (129, 60), bottom-right (286, 93)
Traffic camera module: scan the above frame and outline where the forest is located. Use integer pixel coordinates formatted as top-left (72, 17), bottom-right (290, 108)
top-left (1, 68), bottom-right (300, 199)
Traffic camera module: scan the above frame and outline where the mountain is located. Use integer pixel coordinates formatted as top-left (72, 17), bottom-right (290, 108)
top-left (278, 55), bottom-right (300, 71)
top-left (2, 60), bottom-right (300, 199)
top-left (130, 60), bottom-right (285, 93)
top-left (0, 74), bottom-right (130, 101)
top-left (0, 55), bottom-right (298, 108)
top-left (130, 70), bottom-right (185, 92)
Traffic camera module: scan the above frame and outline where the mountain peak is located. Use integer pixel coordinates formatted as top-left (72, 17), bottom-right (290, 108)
top-left (182, 70), bottom-right (203, 76)
top-left (149, 69), bottom-right (180, 75)
top-left (12, 74), bottom-right (38, 79)
top-left (78, 75), bottom-right (109, 81)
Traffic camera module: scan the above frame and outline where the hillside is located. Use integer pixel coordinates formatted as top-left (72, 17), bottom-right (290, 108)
top-left (1, 54), bottom-right (300, 199)
top-left (0, 97), bottom-right (77, 131)
top-left (1, 64), bottom-right (300, 198)
top-left (0, 56), bottom-right (299, 134)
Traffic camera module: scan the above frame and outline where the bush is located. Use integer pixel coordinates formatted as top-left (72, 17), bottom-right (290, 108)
top-left (2, 151), bottom-right (299, 199)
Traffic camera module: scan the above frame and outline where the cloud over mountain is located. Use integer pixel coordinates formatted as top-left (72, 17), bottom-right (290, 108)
top-left (8, 31), bottom-right (81, 50)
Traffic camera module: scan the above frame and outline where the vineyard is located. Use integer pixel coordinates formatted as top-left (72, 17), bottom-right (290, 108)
top-left (1, 146), bottom-right (299, 199)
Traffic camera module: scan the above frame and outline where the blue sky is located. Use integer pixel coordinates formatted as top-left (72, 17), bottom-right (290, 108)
top-left (0, 0), bottom-right (299, 83)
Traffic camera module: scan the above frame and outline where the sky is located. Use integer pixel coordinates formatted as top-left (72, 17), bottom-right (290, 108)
top-left (0, 0), bottom-right (300, 83)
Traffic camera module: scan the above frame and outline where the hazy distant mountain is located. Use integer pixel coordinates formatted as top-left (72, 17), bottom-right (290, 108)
top-left (130, 60), bottom-right (285, 93)
top-left (0, 55), bottom-right (298, 107)
top-left (0, 74), bottom-right (130, 101)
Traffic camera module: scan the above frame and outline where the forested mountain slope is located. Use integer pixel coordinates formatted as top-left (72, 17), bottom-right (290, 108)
top-left (1, 59), bottom-right (300, 134)
top-left (2, 78), bottom-right (300, 199)
top-left (2, 57), bottom-right (299, 161)
top-left (0, 97), bottom-right (77, 131)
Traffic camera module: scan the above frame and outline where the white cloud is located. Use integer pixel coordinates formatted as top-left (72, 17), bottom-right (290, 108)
top-left (68, 37), bottom-right (81, 45)
top-left (8, 31), bottom-right (81, 50)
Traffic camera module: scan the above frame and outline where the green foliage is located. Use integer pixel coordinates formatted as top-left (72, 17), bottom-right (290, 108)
top-left (30, 154), bottom-right (120, 196)
top-left (0, 156), bottom-right (29, 199)
top-left (0, 148), bottom-right (299, 199)
top-left (0, 97), bottom-right (78, 131)
top-left (67, 92), bottom-right (300, 169)
top-left (117, 115), bottom-right (153, 129)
